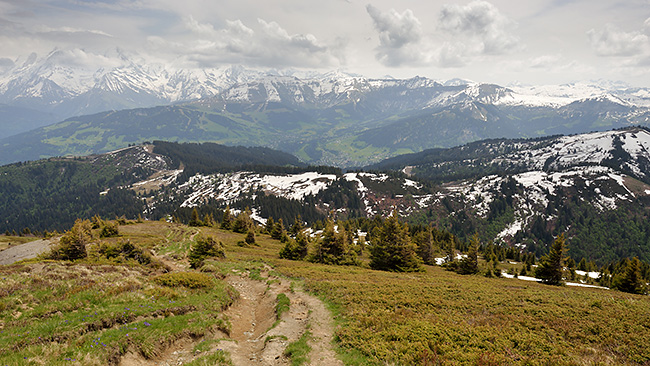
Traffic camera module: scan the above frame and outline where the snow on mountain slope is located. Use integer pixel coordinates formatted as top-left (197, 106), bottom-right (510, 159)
top-left (175, 171), bottom-right (338, 208)
top-left (441, 165), bottom-right (642, 244)
top-left (467, 128), bottom-right (650, 180)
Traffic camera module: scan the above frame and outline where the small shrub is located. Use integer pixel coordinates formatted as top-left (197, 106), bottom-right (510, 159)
top-left (95, 239), bottom-right (157, 267)
top-left (48, 219), bottom-right (93, 260)
top-left (145, 286), bottom-right (180, 300)
top-left (153, 272), bottom-right (214, 289)
top-left (99, 221), bottom-right (119, 238)
top-left (245, 230), bottom-right (256, 245)
top-left (189, 235), bottom-right (225, 269)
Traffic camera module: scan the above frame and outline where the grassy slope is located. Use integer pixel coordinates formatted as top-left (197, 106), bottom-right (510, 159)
top-left (1, 222), bottom-right (649, 365)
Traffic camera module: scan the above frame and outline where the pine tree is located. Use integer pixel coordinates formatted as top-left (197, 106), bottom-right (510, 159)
top-left (615, 257), bottom-right (646, 294)
top-left (578, 257), bottom-right (588, 271)
top-left (265, 217), bottom-right (275, 234)
top-left (535, 233), bottom-right (567, 285)
top-left (270, 218), bottom-right (286, 240)
top-left (279, 231), bottom-right (310, 260)
top-left (203, 213), bottom-right (216, 227)
top-left (290, 216), bottom-right (304, 236)
top-left (310, 220), bottom-right (358, 265)
top-left (413, 228), bottom-right (435, 265)
top-left (50, 219), bottom-right (93, 260)
top-left (189, 208), bottom-right (203, 227)
top-left (221, 206), bottom-right (232, 230)
top-left (189, 235), bottom-right (225, 269)
top-left (232, 207), bottom-right (254, 234)
top-left (457, 234), bottom-right (479, 275)
top-left (369, 213), bottom-right (422, 272)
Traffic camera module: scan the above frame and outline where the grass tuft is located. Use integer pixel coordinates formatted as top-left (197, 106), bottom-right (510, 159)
top-left (283, 330), bottom-right (312, 366)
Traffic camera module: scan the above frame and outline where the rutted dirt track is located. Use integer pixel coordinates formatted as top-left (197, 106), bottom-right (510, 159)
top-left (121, 266), bottom-right (343, 366)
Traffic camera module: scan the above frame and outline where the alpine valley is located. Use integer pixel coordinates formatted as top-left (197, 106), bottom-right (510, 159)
top-left (2, 51), bottom-right (650, 167)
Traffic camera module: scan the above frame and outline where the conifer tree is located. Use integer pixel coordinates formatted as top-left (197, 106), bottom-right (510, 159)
top-left (189, 208), bottom-right (203, 227)
top-left (232, 207), bottom-right (254, 233)
top-left (270, 218), bottom-right (286, 240)
top-left (189, 235), bottom-right (225, 269)
top-left (578, 257), bottom-right (588, 271)
top-left (290, 216), bottom-right (304, 236)
top-left (615, 257), bottom-right (646, 294)
top-left (203, 213), bottom-right (216, 227)
top-left (310, 220), bottom-right (358, 265)
top-left (535, 233), bottom-right (567, 285)
top-left (279, 231), bottom-right (309, 260)
top-left (50, 219), bottom-right (93, 260)
top-left (221, 206), bottom-right (233, 230)
top-left (265, 217), bottom-right (275, 234)
top-left (457, 234), bottom-right (480, 275)
top-left (413, 228), bottom-right (435, 265)
top-left (369, 213), bottom-right (422, 272)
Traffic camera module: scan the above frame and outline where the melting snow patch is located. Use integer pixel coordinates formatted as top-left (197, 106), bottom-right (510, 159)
top-left (575, 270), bottom-right (600, 279)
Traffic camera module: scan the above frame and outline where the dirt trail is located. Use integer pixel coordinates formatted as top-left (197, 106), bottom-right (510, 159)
top-left (120, 266), bottom-right (343, 366)
top-left (0, 239), bottom-right (54, 265)
top-left (219, 267), bottom-right (343, 365)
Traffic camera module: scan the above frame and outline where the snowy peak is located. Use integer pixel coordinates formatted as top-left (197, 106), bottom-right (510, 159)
top-left (2, 49), bottom-right (649, 119)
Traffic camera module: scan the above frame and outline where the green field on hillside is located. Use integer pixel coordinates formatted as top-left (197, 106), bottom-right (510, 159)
top-left (1, 221), bottom-right (648, 365)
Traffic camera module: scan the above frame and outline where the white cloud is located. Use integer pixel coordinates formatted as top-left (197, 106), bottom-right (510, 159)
top-left (35, 25), bottom-right (113, 38)
top-left (148, 17), bottom-right (341, 69)
top-left (438, 0), bottom-right (520, 55)
top-left (587, 23), bottom-right (648, 57)
top-left (366, 4), bottom-right (430, 67)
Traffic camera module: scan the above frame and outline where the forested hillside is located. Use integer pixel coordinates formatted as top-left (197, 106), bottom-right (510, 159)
top-left (0, 141), bottom-right (303, 233)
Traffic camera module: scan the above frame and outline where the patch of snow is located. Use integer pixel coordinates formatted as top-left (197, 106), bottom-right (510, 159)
top-left (575, 270), bottom-right (600, 279)
top-left (565, 282), bottom-right (609, 289)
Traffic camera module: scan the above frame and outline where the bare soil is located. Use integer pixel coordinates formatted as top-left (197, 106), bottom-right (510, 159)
top-left (120, 266), bottom-right (343, 366)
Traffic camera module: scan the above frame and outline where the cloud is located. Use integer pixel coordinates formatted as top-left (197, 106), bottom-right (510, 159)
top-left (0, 58), bottom-right (14, 73)
top-left (364, 2), bottom-right (520, 69)
top-left (148, 16), bottom-right (341, 69)
top-left (587, 23), bottom-right (648, 57)
top-left (366, 4), bottom-right (429, 67)
top-left (438, 0), bottom-right (520, 55)
top-left (35, 25), bottom-right (113, 38)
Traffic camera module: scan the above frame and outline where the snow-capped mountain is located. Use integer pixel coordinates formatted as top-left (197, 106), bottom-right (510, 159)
top-left (2, 49), bottom-right (649, 126)
top-left (2, 49), bottom-right (650, 167)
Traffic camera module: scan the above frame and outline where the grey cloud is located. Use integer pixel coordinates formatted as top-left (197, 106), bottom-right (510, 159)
top-left (0, 57), bottom-right (14, 73)
top-left (436, 43), bottom-right (466, 68)
top-left (588, 23), bottom-right (648, 57)
top-left (152, 17), bottom-right (341, 69)
top-left (366, 4), bottom-right (428, 67)
top-left (438, 0), bottom-right (520, 55)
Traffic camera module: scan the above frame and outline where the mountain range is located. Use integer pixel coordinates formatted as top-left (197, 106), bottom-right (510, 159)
top-left (3, 127), bottom-right (650, 265)
top-left (2, 51), bottom-right (650, 166)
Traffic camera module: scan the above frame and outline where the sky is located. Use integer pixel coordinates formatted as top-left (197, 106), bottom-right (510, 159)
top-left (0, 0), bottom-right (649, 87)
